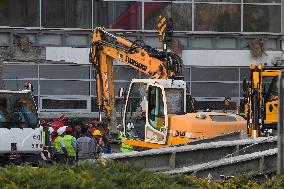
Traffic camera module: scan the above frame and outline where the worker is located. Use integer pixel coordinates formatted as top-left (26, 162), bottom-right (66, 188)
top-left (92, 129), bottom-right (103, 158)
top-left (119, 130), bottom-right (134, 153)
top-left (51, 131), bottom-right (68, 164)
top-left (76, 125), bottom-right (96, 162)
top-left (63, 127), bottom-right (76, 165)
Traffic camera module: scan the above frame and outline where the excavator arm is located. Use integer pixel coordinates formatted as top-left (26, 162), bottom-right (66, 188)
top-left (89, 27), bottom-right (182, 152)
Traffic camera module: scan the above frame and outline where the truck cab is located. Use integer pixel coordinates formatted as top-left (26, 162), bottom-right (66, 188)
top-left (0, 90), bottom-right (42, 165)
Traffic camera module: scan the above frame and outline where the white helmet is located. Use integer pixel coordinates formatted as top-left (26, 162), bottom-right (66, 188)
top-left (57, 126), bottom-right (67, 136)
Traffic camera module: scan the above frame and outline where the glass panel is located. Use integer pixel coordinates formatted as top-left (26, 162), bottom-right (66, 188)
top-left (195, 101), bottom-right (237, 111)
top-left (91, 81), bottom-right (97, 96)
top-left (0, 93), bottom-right (38, 128)
top-left (165, 88), bottom-right (184, 114)
top-left (115, 82), bottom-right (129, 97)
top-left (40, 80), bottom-right (90, 95)
top-left (148, 86), bottom-right (165, 130)
top-left (42, 99), bottom-right (87, 109)
top-left (0, 1), bottom-right (9, 26)
top-left (191, 82), bottom-right (239, 97)
top-left (42, 0), bottom-right (92, 28)
top-left (3, 65), bottom-right (38, 79)
top-left (3, 80), bottom-right (38, 95)
top-left (144, 2), bottom-right (192, 31)
top-left (0, 0), bottom-right (39, 27)
top-left (40, 65), bottom-right (90, 79)
top-left (243, 5), bottom-right (281, 33)
top-left (240, 68), bottom-right (250, 80)
top-left (194, 3), bottom-right (241, 32)
top-left (91, 97), bottom-right (99, 112)
top-left (195, 0), bottom-right (240, 2)
top-left (114, 66), bottom-right (139, 81)
top-left (125, 83), bottom-right (147, 140)
top-left (183, 67), bottom-right (190, 81)
top-left (191, 67), bottom-right (239, 81)
top-left (94, 1), bottom-right (142, 30)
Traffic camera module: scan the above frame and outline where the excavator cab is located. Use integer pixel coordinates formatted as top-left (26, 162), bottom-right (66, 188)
top-left (123, 79), bottom-right (186, 148)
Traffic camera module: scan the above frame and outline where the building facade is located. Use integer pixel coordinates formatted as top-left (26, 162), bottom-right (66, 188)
top-left (0, 0), bottom-right (283, 117)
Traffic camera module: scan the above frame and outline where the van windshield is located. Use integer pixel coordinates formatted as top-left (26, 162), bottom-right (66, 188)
top-left (0, 93), bottom-right (38, 128)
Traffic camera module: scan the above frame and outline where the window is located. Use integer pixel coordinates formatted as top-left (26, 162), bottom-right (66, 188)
top-left (42, 99), bottom-right (87, 109)
top-left (94, 1), bottom-right (142, 30)
top-left (42, 0), bottom-right (92, 28)
top-left (243, 4), bottom-right (281, 33)
top-left (125, 82), bottom-right (147, 140)
top-left (144, 2), bottom-right (192, 31)
top-left (148, 86), bottom-right (165, 130)
top-left (165, 88), bottom-right (184, 114)
top-left (194, 3), bottom-right (241, 32)
top-left (0, 93), bottom-right (38, 128)
top-left (0, 0), bottom-right (39, 27)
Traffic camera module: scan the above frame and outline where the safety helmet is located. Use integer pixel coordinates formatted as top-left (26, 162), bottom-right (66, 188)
top-left (92, 130), bottom-right (102, 136)
top-left (57, 126), bottom-right (67, 135)
top-left (65, 127), bottom-right (73, 133)
top-left (49, 127), bottom-right (54, 134)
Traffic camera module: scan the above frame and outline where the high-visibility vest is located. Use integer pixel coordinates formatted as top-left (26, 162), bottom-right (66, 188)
top-left (63, 135), bottom-right (76, 157)
top-left (53, 136), bottom-right (63, 153)
top-left (119, 131), bottom-right (134, 152)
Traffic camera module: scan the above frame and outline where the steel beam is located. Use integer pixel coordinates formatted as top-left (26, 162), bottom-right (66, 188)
top-left (0, 29), bottom-right (281, 50)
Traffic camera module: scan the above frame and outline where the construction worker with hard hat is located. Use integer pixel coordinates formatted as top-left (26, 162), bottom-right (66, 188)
top-left (119, 124), bottom-right (134, 152)
top-left (92, 129), bottom-right (103, 158)
top-left (119, 130), bottom-right (134, 153)
top-left (51, 127), bottom-right (68, 164)
top-left (63, 127), bottom-right (76, 165)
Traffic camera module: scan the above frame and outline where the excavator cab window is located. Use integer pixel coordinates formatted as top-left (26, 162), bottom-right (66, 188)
top-left (148, 86), bottom-right (165, 130)
top-left (263, 76), bottom-right (278, 101)
top-left (125, 83), bottom-right (147, 140)
top-left (165, 88), bottom-right (184, 114)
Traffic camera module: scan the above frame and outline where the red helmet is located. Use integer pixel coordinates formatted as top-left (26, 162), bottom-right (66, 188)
top-left (65, 127), bottom-right (73, 133)
top-left (90, 127), bottom-right (97, 134)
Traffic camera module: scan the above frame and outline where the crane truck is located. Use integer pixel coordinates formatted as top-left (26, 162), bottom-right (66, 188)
top-left (0, 90), bottom-right (42, 165)
top-left (90, 27), bottom-right (246, 151)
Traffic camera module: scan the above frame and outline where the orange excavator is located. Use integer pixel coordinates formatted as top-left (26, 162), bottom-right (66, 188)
top-left (89, 27), bottom-right (246, 152)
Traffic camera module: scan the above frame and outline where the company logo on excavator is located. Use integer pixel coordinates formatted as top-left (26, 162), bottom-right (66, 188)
top-left (125, 56), bottom-right (147, 71)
